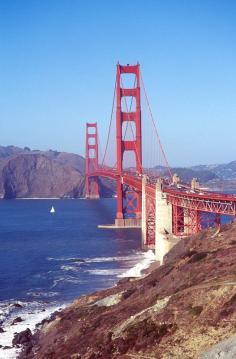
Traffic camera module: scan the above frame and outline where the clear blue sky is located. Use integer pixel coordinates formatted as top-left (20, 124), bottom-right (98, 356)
top-left (0, 0), bottom-right (235, 166)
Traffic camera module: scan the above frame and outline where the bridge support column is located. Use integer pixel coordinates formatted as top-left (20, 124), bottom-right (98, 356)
top-left (85, 178), bottom-right (99, 199)
top-left (155, 180), bottom-right (173, 264)
top-left (116, 180), bottom-right (123, 219)
top-left (184, 209), bottom-right (201, 235)
top-left (172, 205), bottom-right (184, 235)
top-left (85, 123), bottom-right (100, 199)
top-left (141, 175), bottom-right (147, 246)
top-left (115, 63), bottom-right (142, 222)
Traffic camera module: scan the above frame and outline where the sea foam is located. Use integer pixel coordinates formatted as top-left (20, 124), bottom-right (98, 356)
top-left (0, 301), bottom-right (63, 359)
top-left (118, 250), bottom-right (156, 278)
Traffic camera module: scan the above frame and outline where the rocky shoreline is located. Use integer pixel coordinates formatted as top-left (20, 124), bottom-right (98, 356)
top-left (0, 300), bottom-right (61, 359)
top-left (12, 221), bottom-right (236, 358)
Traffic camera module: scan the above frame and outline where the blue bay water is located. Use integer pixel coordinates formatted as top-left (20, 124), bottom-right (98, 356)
top-left (0, 199), bottom-right (147, 357)
top-left (0, 199), bottom-right (143, 302)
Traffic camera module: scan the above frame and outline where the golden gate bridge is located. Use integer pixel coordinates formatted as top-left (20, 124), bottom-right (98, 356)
top-left (85, 63), bottom-right (236, 262)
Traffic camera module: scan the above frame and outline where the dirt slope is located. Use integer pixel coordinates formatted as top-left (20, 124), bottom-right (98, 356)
top-left (18, 222), bottom-right (236, 359)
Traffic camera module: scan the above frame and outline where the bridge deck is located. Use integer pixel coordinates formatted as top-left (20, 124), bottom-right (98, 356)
top-left (89, 169), bottom-right (236, 216)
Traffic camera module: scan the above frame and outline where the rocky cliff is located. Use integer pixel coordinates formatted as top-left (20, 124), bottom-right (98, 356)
top-left (17, 221), bottom-right (236, 359)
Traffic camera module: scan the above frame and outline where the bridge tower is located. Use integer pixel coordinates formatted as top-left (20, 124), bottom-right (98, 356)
top-left (115, 63), bottom-right (142, 225)
top-left (85, 122), bottom-right (99, 199)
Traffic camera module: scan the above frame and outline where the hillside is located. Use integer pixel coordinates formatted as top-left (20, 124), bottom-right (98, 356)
top-left (0, 146), bottom-right (114, 198)
top-left (16, 221), bottom-right (236, 358)
top-left (191, 161), bottom-right (236, 180)
top-left (2, 154), bottom-right (85, 199)
top-left (0, 146), bottom-right (85, 198)
top-left (153, 161), bottom-right (236, 190)
top-left (190, 161), bottom-right (236, 190)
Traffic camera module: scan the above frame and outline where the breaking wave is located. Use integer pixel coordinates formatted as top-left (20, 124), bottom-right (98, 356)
top-left (118, 250), bottom-right (156, 278)
top-left (85, 254), bottom-right (143, 263)
top-left (85, 268), bottom-right (126, 276)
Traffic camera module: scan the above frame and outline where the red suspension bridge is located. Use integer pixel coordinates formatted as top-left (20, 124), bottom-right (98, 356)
top-left (85, 63), bottom-right (236, 260)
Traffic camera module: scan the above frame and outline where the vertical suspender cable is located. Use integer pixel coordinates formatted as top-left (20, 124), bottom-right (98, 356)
top-left (101, 78), bottom-right (117, 167)
top-left (120, 77), bottom-right (143, 174)
top-left (140, 70), bottom-right (172, 179)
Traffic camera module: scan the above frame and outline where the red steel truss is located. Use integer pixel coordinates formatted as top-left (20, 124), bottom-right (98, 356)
top-left (165, 189), bottom-right (236, 216)
top-left (89, 168), bottom-right (236, 237)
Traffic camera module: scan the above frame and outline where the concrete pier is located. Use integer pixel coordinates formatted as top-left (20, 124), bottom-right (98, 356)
top-left (98, 218), bottom-right (141, 229)
top-left (114, 218), bottom-right (141, 227)
top-left (85, 194), bottom-right (100, 199)
top-left (155, 179), bottom-right (173, 264)
top-left (141, 175), bottom-right (147, 246)
top-left (155, 233), bottom-right (180, 264)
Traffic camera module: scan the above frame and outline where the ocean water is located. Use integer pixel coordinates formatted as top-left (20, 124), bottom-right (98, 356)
top-left (0, 199), bottom-right (155, 358)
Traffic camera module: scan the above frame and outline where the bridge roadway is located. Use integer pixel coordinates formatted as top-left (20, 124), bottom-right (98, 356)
top-left (90, 168), bottom-right (236, 217)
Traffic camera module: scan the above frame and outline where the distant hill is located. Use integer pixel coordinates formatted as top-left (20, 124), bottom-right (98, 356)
top-left (152, 162), bottom-right (236, 190)
top-left (0, 145), bottom-right (26, 159)
top-left (151, 165), bottom-right (219, 184)
top-left (168, 166), bottom-right (218, 183)
top-left (191, 161), bottom-right (236, 181)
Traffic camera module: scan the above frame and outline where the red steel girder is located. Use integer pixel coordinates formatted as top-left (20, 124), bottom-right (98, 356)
top-left (166, 192), bottom-right (236, 216)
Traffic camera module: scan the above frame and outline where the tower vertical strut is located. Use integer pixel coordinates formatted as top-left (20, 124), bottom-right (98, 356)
top-left (115, 63), bottom-right (142, 225)
top-left (85, 122), bottom-right (99, 199)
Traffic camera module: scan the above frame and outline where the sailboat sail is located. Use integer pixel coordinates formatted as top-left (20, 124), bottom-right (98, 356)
top-left (50, 206), bottom-right (55, 213)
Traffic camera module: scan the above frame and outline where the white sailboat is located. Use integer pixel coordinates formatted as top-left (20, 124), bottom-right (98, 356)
top-left (50, 206), bottom-right (55, 213)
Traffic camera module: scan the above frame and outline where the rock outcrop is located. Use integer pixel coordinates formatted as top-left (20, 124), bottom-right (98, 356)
top-left (18, 221), bottom-right (236, 359)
